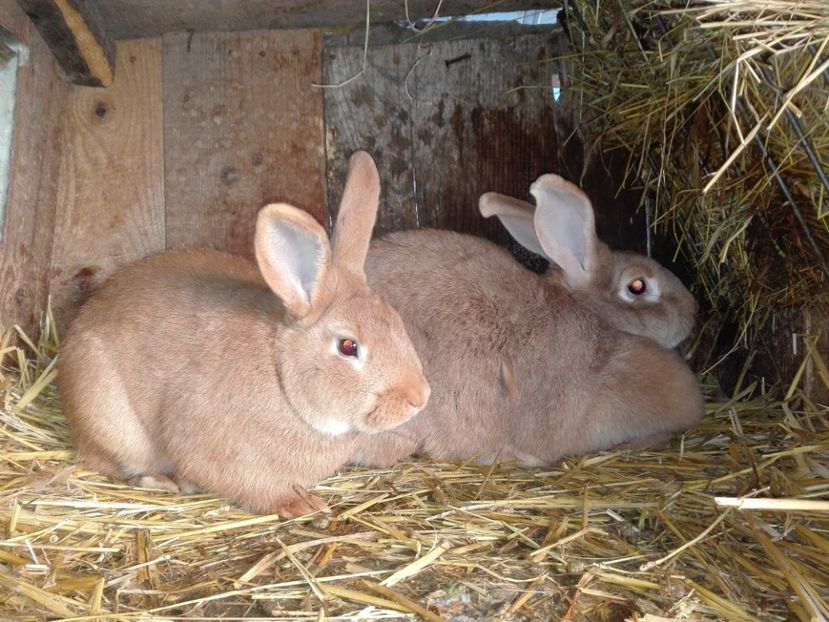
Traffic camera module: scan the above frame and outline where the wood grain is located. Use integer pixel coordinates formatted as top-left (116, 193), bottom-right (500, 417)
top-left (0, 20), bottom-right (69, 338)
top-left (163, 29), bottom-right (325, 257)
top-left (94, 0), bottom-right (547, 39)
top-left (0, 0), bottom-right (29, 41)
top-left (49, 38), bottom-right (165, 327)
top-left (324, 32), bottom-right (558, 240)
top-left (0, 18), bottom-right (67, 336)
top-left (323, 43), bottom-right (418, 233)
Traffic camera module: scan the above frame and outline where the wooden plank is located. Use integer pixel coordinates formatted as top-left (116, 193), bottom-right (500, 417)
top-left (163, 29), bottom-right (326, 257)
top-left (323, 43), bottom-right (418, 233)
top-left (324, 32), bottom-right (558, 239)
top-left (16, 0), bottom-right (115, 86)
top-left (0, 0), bottom-right (29, 41)
top-left (94, 0), bottom-right (548, 39)
top-left (49, 38), bottom-right (165, 327)
top-left (0, 19), bottom-right (67, 336)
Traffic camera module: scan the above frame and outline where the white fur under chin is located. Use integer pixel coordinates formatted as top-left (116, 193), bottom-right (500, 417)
top-left (315, 419), bottom-right (352, 437)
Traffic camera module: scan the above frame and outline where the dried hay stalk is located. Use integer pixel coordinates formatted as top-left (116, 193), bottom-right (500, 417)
top-left (558, 0), bottom-right (829, 385)
top-left (1, 310), bottom-right (827, 621)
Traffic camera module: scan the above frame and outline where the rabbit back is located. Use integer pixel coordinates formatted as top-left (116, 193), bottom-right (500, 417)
top-left (365, 228), bottom-right (703, 464)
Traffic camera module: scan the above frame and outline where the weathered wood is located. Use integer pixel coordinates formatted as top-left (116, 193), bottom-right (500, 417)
top-left (0, 18), bottom-right (67, 336)
top-left (324, 32), bottom-right (558, 240)
top-left (49, 39), bottom-right (165, 327)
top-left (0, 0), bottom-right (29, 41)
top-left (16, 0), bottom-right (114, 86)
top-left (324, 43), bottom-right (418, 233)
top-left (163, 29), bottom-right (326, 257)
top-left (95, 0), bottom-right (549, 39)
top-left (325, 19), bottom-right (556, 47)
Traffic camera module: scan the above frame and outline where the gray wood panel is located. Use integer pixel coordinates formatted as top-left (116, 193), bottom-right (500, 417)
top-left (323, 31), bottom-right (558, 240)
top-left (93, 1), bottom-right (549, 39)
top-left (0, 18), bottom-right (67, 337)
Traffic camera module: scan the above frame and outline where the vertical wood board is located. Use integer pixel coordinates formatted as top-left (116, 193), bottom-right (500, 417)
top-left (163, 29), bottom-right (326, 258)
top-left (324, 33), bottom-right (558, 240)
top-left (0, 19), bottom-right (66, 335)
top-left (49, 38), bottom-right (165, 326)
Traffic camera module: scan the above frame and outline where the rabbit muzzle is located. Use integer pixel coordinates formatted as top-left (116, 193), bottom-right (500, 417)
top-left (360, 374), bottom-right (431, 432)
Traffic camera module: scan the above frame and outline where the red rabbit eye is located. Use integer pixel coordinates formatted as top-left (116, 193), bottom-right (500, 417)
top-left (338, 339), bottom-right (359, 357)
top-left (627, 278), bottom-right (647, 295)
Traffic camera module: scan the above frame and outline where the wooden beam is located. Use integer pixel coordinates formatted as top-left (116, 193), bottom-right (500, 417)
top-left (16, 0), bottom-right (114, 86)
top-left (0, 0), bottom-right (30, 41)
top-left (93, 0), bottom-right (550, 39)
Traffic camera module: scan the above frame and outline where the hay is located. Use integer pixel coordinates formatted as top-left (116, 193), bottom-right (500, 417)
top-left (1, 319), bottom-right (828, 621)
top-left (557, 0), bottom-right (829, 381)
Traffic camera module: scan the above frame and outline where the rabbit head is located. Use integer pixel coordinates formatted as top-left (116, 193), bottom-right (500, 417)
top-left (480, 174), bottom-right (697, 348)
top-left (255, 152), bottom-right (430, 436)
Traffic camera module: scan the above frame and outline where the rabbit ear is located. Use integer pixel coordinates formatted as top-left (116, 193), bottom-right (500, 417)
top-left (331, 151), bottom-right (380, 279)
top-left (255, 203), bottom-right (333, 319)
top-left (479, 192), bottom-right (550, 259)
top-left (531, 174), bottom-right (599, 289)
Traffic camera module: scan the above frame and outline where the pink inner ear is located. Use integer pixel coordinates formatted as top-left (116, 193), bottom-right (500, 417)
top-left (255, 204), bottom-right (332, 319)
top-left (479, 192), bottom-right (549, 259)
top-left (531, 178), bottom-right (599, 289)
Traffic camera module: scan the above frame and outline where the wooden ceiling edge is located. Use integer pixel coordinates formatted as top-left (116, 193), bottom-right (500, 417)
top-left (17, 0), bottom-right (115, 86)
top-left (93, 0), bottom-right (555, 40)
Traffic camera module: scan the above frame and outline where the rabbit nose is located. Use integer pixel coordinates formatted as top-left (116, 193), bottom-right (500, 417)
top-left (405, 377), bottom-right (431, 413)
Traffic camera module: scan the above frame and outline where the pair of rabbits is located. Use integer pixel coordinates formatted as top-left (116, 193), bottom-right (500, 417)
top-left (58, 152), bottom-right (703, 516)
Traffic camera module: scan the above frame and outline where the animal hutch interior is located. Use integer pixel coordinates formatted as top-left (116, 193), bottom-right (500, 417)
top-left (0, 0), bottom-right (827, 620)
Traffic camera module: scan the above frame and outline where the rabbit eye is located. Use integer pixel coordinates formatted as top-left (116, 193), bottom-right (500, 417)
top-left (627, 279), bottom-right (647, 295)
top-left (338, 338), bottom-right (359, 357)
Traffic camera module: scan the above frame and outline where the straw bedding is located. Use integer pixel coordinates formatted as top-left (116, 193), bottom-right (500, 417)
top-left (556, 0), bottom-right (829, 380)
top-left (1, 316), bottom-right (827, 621)
top-left (2, 2), bottom-right (828, 620)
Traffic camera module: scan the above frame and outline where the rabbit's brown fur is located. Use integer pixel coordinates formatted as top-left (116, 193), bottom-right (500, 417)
top-left (354, 175), bottom-right (703, 466)
top-left (59, 152), bottom-right (430, 516)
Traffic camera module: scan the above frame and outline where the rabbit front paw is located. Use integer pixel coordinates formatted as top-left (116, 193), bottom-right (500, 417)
top-left (270, 487), bottom-right (329, 518)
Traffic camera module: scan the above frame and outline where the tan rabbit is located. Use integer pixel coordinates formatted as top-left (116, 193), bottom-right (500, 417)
top-left (478, 175), bottom-right (698, 349)
top-left (353, 173), bottom-right (703, 466)
top-left (58, 152), bottom-right (430, 517)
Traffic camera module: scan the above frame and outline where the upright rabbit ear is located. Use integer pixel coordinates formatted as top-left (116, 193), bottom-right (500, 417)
top-left (255, 203), bottom-right (333, 319)
top-left (479, 192), bottom-right (550, 259)
top-left (531, 174), bottom-right (599, 289)
top-left (331, 151), bottom-right (380, 279)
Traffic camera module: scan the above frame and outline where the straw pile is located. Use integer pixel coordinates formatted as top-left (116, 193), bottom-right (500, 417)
top-left (557, 1), bottom-right (829, 382)
top-left (1, 314), bottom-right (827, 621)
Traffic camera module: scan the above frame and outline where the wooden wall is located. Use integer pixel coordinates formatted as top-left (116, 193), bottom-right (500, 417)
top-left (0, 2), bottom-right (67, 338)
top-left (324, 31), bottom-right (557, 241)
top-left (48, 29), bottom-right (326, 323)
top-left (94, 0), bottom-right (549, 38)
top-left (1, 3), bottom-right (825, 399)
top-left (1, 10), bottom-right (559, 336)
